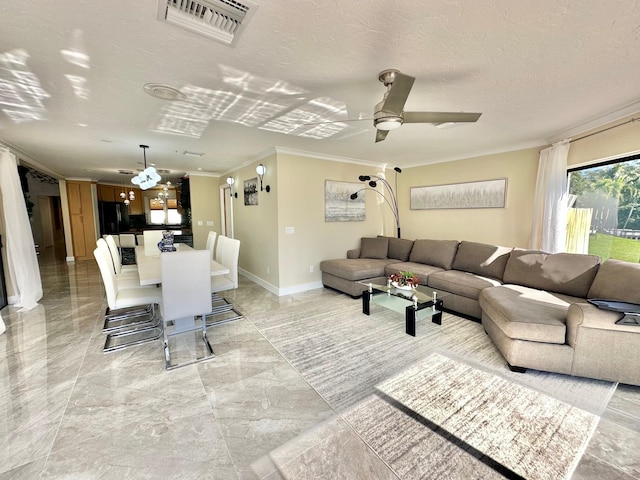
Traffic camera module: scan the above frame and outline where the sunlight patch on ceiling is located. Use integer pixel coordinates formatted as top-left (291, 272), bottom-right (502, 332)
top-left (0, 49), bottom-right (50, 123)
top-left (60, 29), bottom-right (90, 69)
top-left (150, 66), bottom-right (357, 139)
top-left (65, 75), bottom-right (90, 99)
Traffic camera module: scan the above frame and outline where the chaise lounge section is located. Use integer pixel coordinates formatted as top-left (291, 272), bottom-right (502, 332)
top-left (320, 236), bottom-right (640, 386)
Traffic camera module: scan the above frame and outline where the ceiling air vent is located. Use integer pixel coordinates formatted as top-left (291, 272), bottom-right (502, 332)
top-left (157, 0), bottom-right (258, 47)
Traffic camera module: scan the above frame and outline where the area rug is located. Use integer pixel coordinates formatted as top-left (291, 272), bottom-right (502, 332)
top-left (343, 352), bottom-right (600, 480)
top-left (247, 292), bottom-right (616, 415)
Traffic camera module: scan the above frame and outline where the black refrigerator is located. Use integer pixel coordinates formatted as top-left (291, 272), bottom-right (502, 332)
top-left (99, 201), bottom-right (130, 235)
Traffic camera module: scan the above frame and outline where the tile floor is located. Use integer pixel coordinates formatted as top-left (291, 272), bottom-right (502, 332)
top-left (0, 246), bottom-right (638, 479)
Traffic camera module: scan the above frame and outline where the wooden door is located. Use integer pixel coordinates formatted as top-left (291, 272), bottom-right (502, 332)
top-left (67, 181), bottom-right (96, 260)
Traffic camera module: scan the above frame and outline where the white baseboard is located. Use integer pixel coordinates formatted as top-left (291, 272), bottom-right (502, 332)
top-left (239, 269), bottom-right (323, 296)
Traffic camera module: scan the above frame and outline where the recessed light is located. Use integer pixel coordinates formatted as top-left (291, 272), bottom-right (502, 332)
top-left (77, 123), bottom-right (88, 127)
top-left (143, 83), bottom-right (186, 101)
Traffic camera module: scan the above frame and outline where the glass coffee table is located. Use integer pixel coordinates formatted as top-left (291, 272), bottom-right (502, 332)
top-left (359, 281), bottom-right (450, 336)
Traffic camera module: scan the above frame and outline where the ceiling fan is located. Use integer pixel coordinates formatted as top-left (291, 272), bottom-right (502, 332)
top-left (306, 69), bottom-right (482, 143)
top-left (372, 69), bottom-right (482, 142)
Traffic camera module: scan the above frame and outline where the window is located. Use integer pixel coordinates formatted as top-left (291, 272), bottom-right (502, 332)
top-left (567, 155), bottom-right (640, 262)
top-left (149, 197), bottom-right (182, 225)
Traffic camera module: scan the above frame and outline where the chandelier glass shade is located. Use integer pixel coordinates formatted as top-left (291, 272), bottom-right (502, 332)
top-left (131, 145), bottom-right (160, 190)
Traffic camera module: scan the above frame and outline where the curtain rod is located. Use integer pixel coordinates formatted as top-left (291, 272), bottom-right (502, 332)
top-left (569, 116), bottom-right (639, 144)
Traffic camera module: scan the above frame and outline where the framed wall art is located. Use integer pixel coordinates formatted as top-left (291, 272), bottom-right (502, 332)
top-left (410, 178), bottom-right (507, 210)
top-left (244, 178), bottom-right (258, 206)
top-left (324, 180), bottom-right (365, 222)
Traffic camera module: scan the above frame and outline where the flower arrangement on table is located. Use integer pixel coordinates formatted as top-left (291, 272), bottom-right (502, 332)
top-left (389, 271), bottom-right (419, 290)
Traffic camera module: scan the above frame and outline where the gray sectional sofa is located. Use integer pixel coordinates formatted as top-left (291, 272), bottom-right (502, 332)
top-left (320, 236), bottom-right (640, 386)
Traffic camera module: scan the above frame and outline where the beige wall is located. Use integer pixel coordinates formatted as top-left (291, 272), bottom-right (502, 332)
top-left (227, 153), bottom-right (279, 288)
top-left (275, 153), bottom-right (395, 289)
top-left (189, 174), bottom-right (221, 249)
top-left (225, 151), bottom-right (395, 291)
top-left (399, 148), bottom-right (540, 248)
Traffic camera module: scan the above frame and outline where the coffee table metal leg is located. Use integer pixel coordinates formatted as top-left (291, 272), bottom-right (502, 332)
top-left (362, 290), bottom-right (371, 315)
top-left (406, 305), bottom-right (416, 336)
top-left (432, 299), bottom-right (443, 325)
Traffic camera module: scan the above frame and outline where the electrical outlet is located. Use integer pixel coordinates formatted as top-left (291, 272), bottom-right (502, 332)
top-left (309, 265), bottom-right (314, 273)
top-left (197, 220), bottom-right (204, 226)
top-left (206, 220), bottom-right (214, 226)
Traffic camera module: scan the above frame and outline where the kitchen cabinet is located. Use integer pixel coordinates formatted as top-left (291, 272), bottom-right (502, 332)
top-left (67, 180), bottom-right (96, 261)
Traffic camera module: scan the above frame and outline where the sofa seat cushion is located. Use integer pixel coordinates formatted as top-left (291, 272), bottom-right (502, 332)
top-left (479, 284), bottom-right (583, 344)
top-left (428, 270), bottom-right (502, 300)
top-left (320, 258), bottom-right (396, 281)
top-left (385, 262), bottom-right (444, 285)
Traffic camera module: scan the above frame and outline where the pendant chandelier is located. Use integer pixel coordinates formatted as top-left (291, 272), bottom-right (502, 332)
top-left (131, 144), bottom-right (160, 190)
top-left (119, 181), bottom-right (135, 206)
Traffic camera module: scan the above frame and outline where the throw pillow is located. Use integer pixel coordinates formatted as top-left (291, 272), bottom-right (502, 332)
top-left (360, 237), bottom-right (388, 259)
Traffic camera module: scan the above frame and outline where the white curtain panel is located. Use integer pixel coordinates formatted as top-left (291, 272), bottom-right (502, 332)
top-left (529, 139), bottom-right (571, 253)
top-left (0, 148), bottom-right (42, 311)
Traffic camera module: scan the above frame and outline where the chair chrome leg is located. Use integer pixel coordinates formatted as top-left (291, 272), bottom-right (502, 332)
top-left (163, 314), bottom-right (216, 370)
top-left (103, 304), bottom-right (158, 333)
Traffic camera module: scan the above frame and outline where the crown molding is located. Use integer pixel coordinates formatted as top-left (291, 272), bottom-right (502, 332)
top-left (548, 100), bottom-right (640, 143)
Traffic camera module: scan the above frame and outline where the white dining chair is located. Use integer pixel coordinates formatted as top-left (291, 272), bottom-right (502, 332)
top-left (210, 237), bottom-right (243, 324)
top-left (143, 230), bottom-right (164, 248)
top-left (160, 249), bottom-right (214, 370)
top-left (105, 234), bottom-right (137, 274)
top-left (205, 231), bottom-right (217, 260)
top-left (94, 246), bottom-right (163, 351)
top-left (214, 234), bottom-right (227, 264)
top-left (136, 234), bottom-right (144, 246)
top-left (119, 233), bottom-right (136, 248)
top-left (97, 239), bottom-right (142, 290)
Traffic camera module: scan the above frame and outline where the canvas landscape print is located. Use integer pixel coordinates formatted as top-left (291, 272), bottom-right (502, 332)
top-left (411, 179), bottom-right (506, 210)
top-left (325, 180), bottom-right (365, 222)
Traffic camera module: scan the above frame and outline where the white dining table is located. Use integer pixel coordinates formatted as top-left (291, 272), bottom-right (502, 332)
top-left (135, 244), bottom-right (230, 286)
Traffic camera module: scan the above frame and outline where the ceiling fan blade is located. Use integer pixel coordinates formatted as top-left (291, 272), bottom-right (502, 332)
top-left (403, 111), bottom-right (482, 124)
top-left (379, 73), bottom-right (415, 115)
top-left (375, 129), bottom-right (389, 143)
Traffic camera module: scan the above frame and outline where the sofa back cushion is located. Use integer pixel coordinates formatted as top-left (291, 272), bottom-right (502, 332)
top-left (587, 259), bottom-right (640, 303)
top-left (502, 249), bottom-right (600, 298)
top-left (451, 241), bottom-right (513, 280)
top-left (409, 239), bottom-right (459, 270)
top-left (359, 236), bottom-right (388, 259)
top-left (378, 236), bottom-right (414, 261)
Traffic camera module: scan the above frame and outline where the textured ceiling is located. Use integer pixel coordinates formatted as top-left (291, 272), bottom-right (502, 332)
top-left (1, 0), bottom-right (640, 183)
